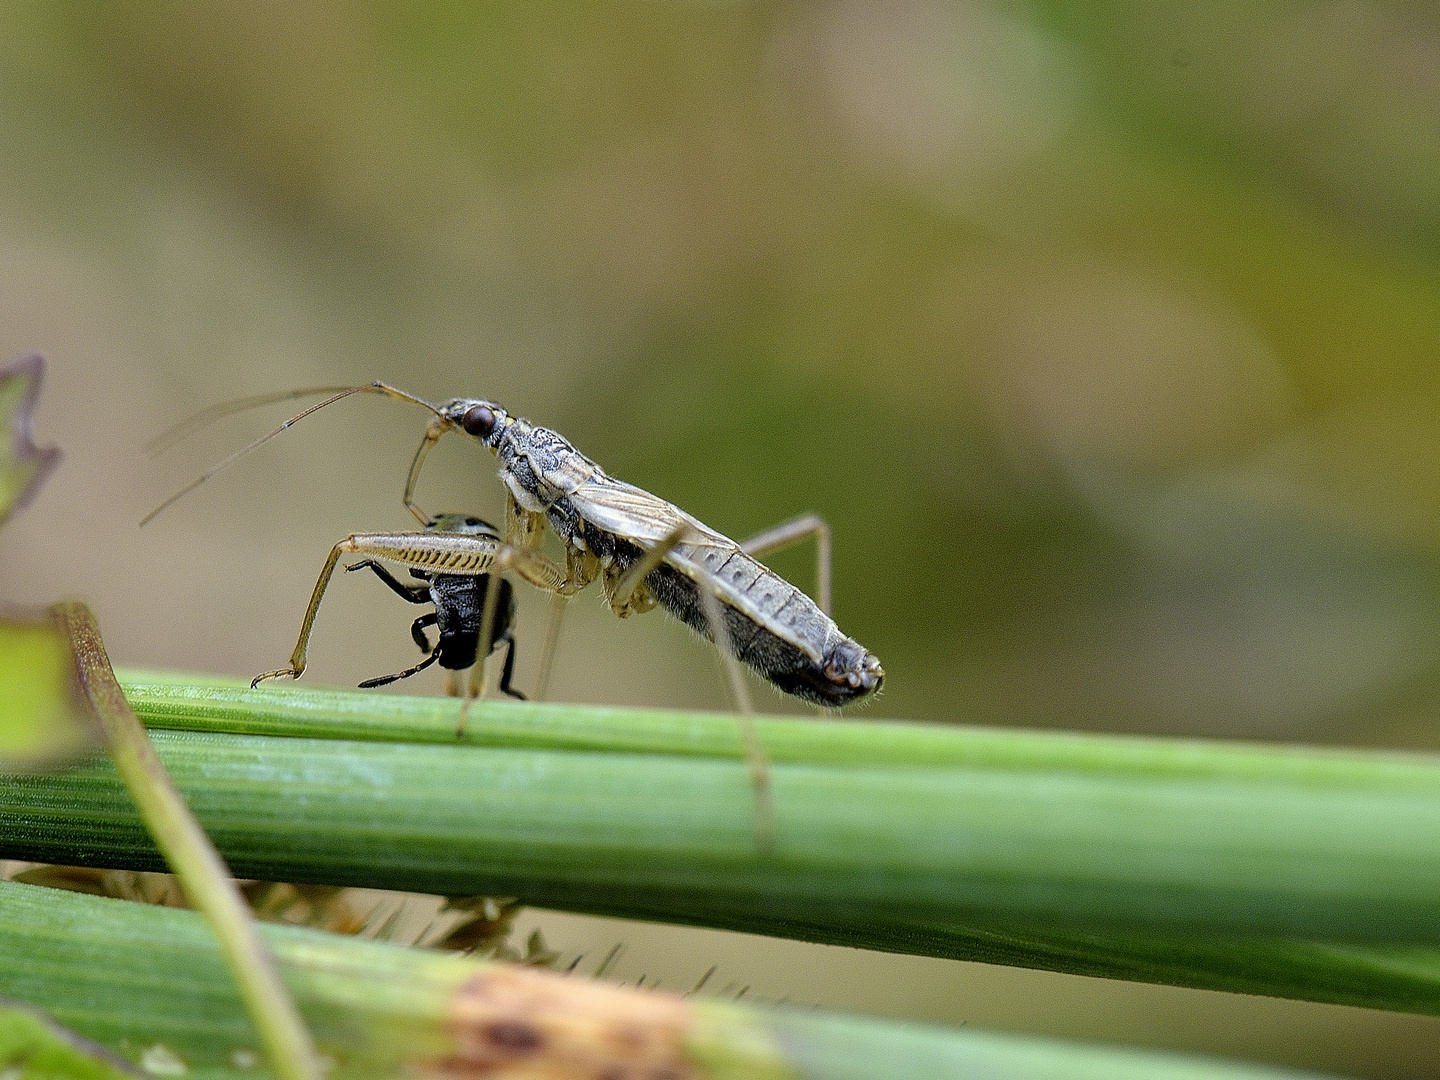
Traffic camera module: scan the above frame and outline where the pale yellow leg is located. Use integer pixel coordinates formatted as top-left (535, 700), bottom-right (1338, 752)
top-left (533, 594), bottom-right (568, 702)
top-left (401, 420), bottom-right (447, 526)
top-left (501, 496), bottom-right (599, 698)
top-left (251, 540), bottom-right (353, 686)
top-left (691, 559), bottom-right (773, 853)
top-left (607, 524), bottom-right (690, 616)
top-left (250, 526), bottom-right (538, 690)
top-left (739, 513), bottom-right (831, 616)
top-left (740, 514), bottom-right (834, 716)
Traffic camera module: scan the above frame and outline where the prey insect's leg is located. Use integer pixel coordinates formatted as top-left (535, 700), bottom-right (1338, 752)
top-left (496, 632), bottom-right (526, 700)
top-left (739, 513), bottom-right (831, 617)
top-left (409, 610), bottom-right (438, 652)
top-left (345, 559), bottom-right (430, 603)
top-left (254, 528), bottom-right (536, 688)
top-left (358, 643), bottom-right (442, 688)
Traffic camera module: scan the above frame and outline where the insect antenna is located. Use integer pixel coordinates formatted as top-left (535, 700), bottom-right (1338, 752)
top-left (144, 385), bottom-right (361, 456)
top-left (141, 381), bottom-right (445, 526)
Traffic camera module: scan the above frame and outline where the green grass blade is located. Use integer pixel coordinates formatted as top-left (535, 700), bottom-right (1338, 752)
top-left (0, 879), bottom-right (1352, 1080)
top-left (117, 671), bottom-right (1440, 782)
top-left (4, 677), bottom-right (1440, 1014)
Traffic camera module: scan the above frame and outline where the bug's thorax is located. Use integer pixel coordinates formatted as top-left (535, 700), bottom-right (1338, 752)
top-left (495, 416), bottom-right (604, 514)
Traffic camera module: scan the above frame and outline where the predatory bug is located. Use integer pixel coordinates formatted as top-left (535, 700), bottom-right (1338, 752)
top-left (411, 398), bottom-right (883, 707)
top-left (148, 382), bottom-right (884, 708)
top-left (150, 384), bottom-right (885, 845)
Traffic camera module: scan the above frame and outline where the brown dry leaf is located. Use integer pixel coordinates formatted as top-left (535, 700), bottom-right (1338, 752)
top-left (419, 966), bottom-right (700, 1080)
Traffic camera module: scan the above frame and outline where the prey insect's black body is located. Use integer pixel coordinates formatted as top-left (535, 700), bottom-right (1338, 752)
top-left (347, 514), bottom-right (523, 697)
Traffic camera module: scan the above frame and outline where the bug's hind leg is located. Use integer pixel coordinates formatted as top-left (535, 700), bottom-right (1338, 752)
top-left (741, 514), bottom-right (836, 716)
top-left (358, 642), bottom-right (442, 688)
top-left (739, 513), bottom-right (831, 616)
top-left (687, 551), bottom-right (773, 853)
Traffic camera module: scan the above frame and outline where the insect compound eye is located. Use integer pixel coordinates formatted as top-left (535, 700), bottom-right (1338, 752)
top-left (461, 404), bottom-right (497, 438)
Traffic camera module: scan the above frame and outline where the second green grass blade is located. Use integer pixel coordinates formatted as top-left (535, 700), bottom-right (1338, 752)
top-left (0, 879), bottom-right (1346, 1080)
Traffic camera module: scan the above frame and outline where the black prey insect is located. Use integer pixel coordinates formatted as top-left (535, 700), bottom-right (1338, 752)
top-left (346, 513), bottom-right (525, 699)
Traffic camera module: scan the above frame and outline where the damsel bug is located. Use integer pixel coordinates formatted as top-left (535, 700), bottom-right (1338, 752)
top-left (148, 382), bottom-right (884, 711)
top-left (345, 513), bottom-right (526, 699)
top-left (149, 382), bottom-right (885, 847)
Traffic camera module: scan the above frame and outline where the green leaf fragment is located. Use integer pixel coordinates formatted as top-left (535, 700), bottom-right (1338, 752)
top-left (0, 354), bottom-right (60, 531)
top-left (0, 615), bottom-right (97, 766)
top-left (0, 356), bottom-right (93, 767)
top-left (0, 995), bottom-right (143, 1080)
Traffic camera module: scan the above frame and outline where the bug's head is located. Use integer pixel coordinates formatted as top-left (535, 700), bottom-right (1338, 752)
top-left (438, 399), bottom-right (511, 450)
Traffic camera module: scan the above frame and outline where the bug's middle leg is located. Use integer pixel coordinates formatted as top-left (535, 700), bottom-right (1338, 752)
top-left (500, 492), bottom-right (601, 700)
top-left (604, 525), bottom-right (690, 618)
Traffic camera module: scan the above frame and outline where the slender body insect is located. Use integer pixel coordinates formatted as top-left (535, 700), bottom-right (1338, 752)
top-left (346, 513), bottom-right (525, 699)
top-left (150, 382), bottom-right (885, 709)
top-left (421, 397), bottom-right (884, 707)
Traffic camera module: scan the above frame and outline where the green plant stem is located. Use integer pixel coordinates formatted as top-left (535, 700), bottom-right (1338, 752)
top-left (116, 669), bottom-right (1440, 781)
top-left (0, 878), bottom-right (1349, 1080)
top-left (4, 675), bottom-right (1440, 1015)
top-left (54, 613), bottom-right (321, 1080)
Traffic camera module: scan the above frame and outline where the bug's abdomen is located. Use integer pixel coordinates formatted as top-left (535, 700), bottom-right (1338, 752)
top-left (643, 559), bottom-right (882, 707)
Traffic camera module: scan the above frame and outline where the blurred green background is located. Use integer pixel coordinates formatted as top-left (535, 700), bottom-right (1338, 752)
top-left (3, 1), bottom-right (1440, 1074)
